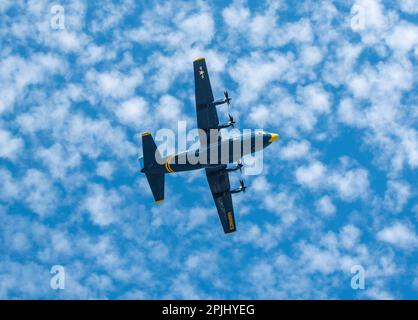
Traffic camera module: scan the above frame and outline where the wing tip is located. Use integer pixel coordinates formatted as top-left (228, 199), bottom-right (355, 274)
top-left (194, 57), bottom-right (205, 62)
top-left (155, 199), bottom-right (164, 204)
top-left (142, 132), bottom-right (151, 137)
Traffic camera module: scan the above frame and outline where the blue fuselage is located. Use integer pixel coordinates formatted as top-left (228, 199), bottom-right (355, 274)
top-left (140, 131), bottom-right (278, 174)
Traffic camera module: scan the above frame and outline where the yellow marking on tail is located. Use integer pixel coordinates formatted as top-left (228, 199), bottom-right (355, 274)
top-left (165, 156), bottom-right (174, 173)
top-left (227, 211), bottom-right (235, 231)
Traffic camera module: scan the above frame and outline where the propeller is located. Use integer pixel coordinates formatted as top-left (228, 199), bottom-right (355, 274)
top-left (238, 160), bottom-right (245, 192)
top-left (237, 160), bottom-right (243, 173)
top-left (228, 113), bottom-right (235, 128)
top-left (224, 91), bottom-right (231, 105)
top-left (239, 179), bottom-right (247, 193)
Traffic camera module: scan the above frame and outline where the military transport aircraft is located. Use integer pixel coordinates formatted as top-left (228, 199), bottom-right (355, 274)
top-left (139, 58), bottom-right (279, 233)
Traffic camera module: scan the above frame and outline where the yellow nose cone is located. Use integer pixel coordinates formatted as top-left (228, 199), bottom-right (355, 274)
top-left (268, 133), bottom-right (279, 143)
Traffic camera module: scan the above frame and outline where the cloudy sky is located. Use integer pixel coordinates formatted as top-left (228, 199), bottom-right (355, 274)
top-left (1, 0), bottom-right (418, 299)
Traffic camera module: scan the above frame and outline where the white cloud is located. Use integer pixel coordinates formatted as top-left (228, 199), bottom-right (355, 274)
top-left (115, 97), bottom-right (149, 127)
top-left (249, 14), bottom-right (276, 47)
top-left (377, 222), bottom-right (418, 249)
top-left (16, 96), bottom-right (137, 165)
top-left (269, 19), bottom-right (314, 47)
top-left (9, 232), bottom-right (30, 252)
top-left (315, 195), bottom-right (336, 216)
top-left (298, 83), bottom-right (331, 113)
top-left (300, 243), bottom-right (339, 274)
top-left (295, 161), bottom-right (326, 188)
top-left (386, 23), bottom-right (418, 55)
top-left (128, 2), bottom-right (214, 49)
top-left (96, 161), bottom-right (114, 180)
top-left (64, 113), bottom-right (137, 161)
top-left (0, 53), bottom-right (66, 114)
top-left (37, 143), bottom-right (81, 180)
top-left (296, 159), bottom-right (370, 202)
top-left (248, 105), bottom-right (270, 127)
top-left (89, 0), bottom-right (135, 34)
top-left (86, 68), bottom-right (143, 100)
top-left (347, 74), bottom-right (370, 99)
top-left (222, 4), bottom-right (250, 29)
top-left (229, 52), bottom-right (291, 105)
top-left (398, 0), bottom-right (418, 14)
top-left (337, 98), bottom-right (365, 127)
top-left (185, 250), bottom-right (218, 278)
top-left (22, 169), bottom-right (58, 217)
top-left (247, 83), bottom-right (332, 137)
top-left (263, 190), bottom-right (300, 225)
top-left (322, 42), bottom-right (362, 87)
top-left (280, 140), bottom-right (310, 161)
top-left (359, 0), bottom-right (388, 29)
top-left (185, 207), bottom-right (212, 231)
top-left (0, 261), bottom-right (52, 298)
top-left (0, 169), bottom-right (20, 201)
top-left (383, 180), bottom-right (411, 213)
top-left (83, 185), bottom-right (121, 227)
top-left (340, 225), bottom-right (361, 249)
top-left (236, 223), bottom-right (283, 251)
top-left (352, 0), bottom-right (394, 45)
top-left (145, 48), bottom-right (227, 93)
top-left (337, 55), bottom-right (417, 174)
top-left (78, 44), bottom-right (113, 65)
top-left (247, 262), bottom-right (276, 293)
top-left (0, 129), bottom-right (23, 160)
top-left (251, 176), bottom-right (272, 193)
top-left (328, 168), bottom-right (369, 202)
top-left (51, 30), bottom-right (85, 52)
top-left (157, 95), bottom-right (183, 124)
top-left (179, 12), bottom-right (214, 46)
top-left (0, 1), bottom-right (12, 12)
top-left (365, 288), bottom-right (395, 300)
top-left (300, 46), bottom-right (323, 66)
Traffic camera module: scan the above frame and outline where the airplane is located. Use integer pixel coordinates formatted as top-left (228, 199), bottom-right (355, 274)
top-left (139, 57), bottom-right (279, 233)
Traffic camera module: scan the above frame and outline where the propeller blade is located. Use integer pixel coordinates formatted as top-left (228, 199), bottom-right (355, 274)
top-left (224, 91), bottom-right (231, 105)
top-left (240, 179), bottom-right (246, 192)
top-left (237, 160), bottom-right (243, 173)
top-left (228, 114), bottom-right (235, 127)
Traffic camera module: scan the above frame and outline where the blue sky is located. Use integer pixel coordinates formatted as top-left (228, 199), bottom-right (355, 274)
top-left (0, 0), bottom-right (418, 299)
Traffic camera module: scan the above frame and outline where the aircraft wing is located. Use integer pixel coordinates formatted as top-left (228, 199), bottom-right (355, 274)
top-left (205, 167), bottom-right (237, 233)
top-left (195, 58), bottom-right (236, 233)
top-left (193, 57), bottom-right (220, 145)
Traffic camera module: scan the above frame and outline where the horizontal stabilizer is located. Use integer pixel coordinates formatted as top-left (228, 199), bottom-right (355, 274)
top-left (141, 132), bottom-right (162, 169)
top-left (141, 132), bottom-right (165, 203)
top-left (145, 173), bottom-right (165, 203)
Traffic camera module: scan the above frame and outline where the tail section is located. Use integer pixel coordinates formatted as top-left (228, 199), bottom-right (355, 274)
top-left (141, 132), bottom-right (162, 169)
top-left (140, 132), bottom-right (165, 203)
top-left (145, 173), bottom-right (164, 203)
